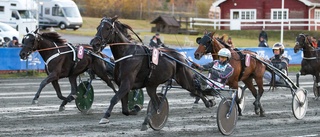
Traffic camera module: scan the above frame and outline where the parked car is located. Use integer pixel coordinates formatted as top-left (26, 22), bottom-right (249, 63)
top-left (0, 22), bottom-right (20, 44)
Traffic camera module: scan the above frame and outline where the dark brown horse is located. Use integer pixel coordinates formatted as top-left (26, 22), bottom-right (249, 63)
top-left (90, 16), bottom-right (213, 128)
top-left (19, 29), bottom-right (137, 115)
top-left (294, 33), bottom-right (320, 97)
top-left (194, 32), bottom-right (266, 116)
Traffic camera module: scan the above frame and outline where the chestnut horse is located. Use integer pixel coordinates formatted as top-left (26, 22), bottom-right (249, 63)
top-left (19, 29), bottom-right (138, 116)
top-left (194, 32), bottom-right (266, 116)
top-left (294, 33), bottom-right (320, 98)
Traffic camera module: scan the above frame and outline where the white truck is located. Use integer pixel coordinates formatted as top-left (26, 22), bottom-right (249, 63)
top-left (38, 0), bottom-right (82, 30)
top-left (0, 0), bottom-right (38, 42)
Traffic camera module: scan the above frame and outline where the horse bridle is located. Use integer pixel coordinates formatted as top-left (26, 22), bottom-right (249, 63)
top-left (93, 18), bottom-right (116, 48)
top-left (296, 34), bottom-right (319, 59)
top-left (199, 35), bottom-right (214, 54)
top-left (23, 32), bottom-right (42, 55)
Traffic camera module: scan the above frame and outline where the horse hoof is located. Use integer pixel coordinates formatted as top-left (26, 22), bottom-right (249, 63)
top-left (141, 124), bottom-right (148, 131)
top-left (32, 100), bottom-right (38, 104)
top-left (99, 118), bottom-right (109, 124)
top-left (59, 106), bottom-right (65, 112)
top-left (209, 99), bottom-right (216, 107)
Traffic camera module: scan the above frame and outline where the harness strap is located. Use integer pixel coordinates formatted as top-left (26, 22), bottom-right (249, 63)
top-left (303, 57), bottom-right (317, 60)
top-left (114, 54), bottom-right (133, 63)
top-left (44, 43), bottom-right (76, 73)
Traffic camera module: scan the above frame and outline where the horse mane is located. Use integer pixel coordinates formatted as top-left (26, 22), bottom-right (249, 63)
top-left (41, 32), bottom-right (67, 44)
top-left (215, 34), bottom-right (231, 49)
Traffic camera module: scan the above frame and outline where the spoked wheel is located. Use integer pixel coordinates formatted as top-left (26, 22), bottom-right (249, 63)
top-left (148, 93), bottom-right (169, 131)
top-left (237, 87), bottom-right (245, 113)
top-left (292, 88), bottom-right (308, 120)
top-left (313, 81), bottom-right (319, 98)
top-left (217, 98), bottom-right (238, 136)
top-left (128, 89), bottom-right (144, 111)
top-left (75, 81), bottom-right (94, 112)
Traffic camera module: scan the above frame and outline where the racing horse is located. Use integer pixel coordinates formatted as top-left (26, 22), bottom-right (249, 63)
top-left (294, 33), bottom-right (320, 98)
top-left (90, 16), bottom-right (213, 127)
top-left (19, 29), bottom-right (138, 116)
top-left (194, 32), bottom-right (266, 117)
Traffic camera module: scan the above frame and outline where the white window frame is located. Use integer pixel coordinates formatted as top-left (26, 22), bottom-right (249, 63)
top-left (315, 9), bottom-right (320, 20)
top-left (230, 9), bottom-right (256, 21)
top-left (271, 8), bottom-right (289, 21)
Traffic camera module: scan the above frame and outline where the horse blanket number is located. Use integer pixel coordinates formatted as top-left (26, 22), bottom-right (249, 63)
top-left (77, 46), bottom-right (84, 59)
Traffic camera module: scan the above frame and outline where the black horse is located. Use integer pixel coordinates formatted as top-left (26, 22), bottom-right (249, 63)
top-left (294, 33), bottom-right (320, 98)
top-left (90, 16), bottom-right (213, 129)
top-left (19, 29), bottom-right (138, 115)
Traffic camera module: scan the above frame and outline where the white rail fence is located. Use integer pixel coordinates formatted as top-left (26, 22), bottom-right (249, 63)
top-left (189, 18), bottom-right (320, 30)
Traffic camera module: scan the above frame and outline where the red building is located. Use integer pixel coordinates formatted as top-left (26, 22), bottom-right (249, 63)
top-left (211, 0), bottom-right (320, 30)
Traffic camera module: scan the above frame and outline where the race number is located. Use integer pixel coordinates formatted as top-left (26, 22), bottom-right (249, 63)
top-left (77, 46), bottom-right (84, 59)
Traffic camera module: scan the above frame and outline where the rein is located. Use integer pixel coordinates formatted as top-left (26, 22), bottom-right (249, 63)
top-left (37, 45), bottom-right (69, 52)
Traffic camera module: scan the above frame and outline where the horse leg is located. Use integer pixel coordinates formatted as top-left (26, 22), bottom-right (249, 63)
top-left (59, 76), bottom-right (78, 111)
top-left (99, 80), bottom-right (133, 124)
top-left (141, 86), bottom-right (160, 131)
top-left (255, 75), bottom-right (266, 117)
top-left (32, 73), bottom-right (60, 104)
top-left (243, 78), bottom-right (262, 116)
top-left (93, 68), bottom-right (139, 116)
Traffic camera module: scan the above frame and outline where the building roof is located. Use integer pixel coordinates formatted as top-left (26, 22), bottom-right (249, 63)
top-left (212, 0), bottom-right (320, 7)
top-left (150, 15), bottom-right (180, 27)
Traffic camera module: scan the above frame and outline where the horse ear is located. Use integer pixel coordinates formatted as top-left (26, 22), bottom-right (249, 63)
top-left (34, 28), bottom-right (39, 34)
top-left (204, 30), bottom-right (208, 35)
top-left (209, 32), bottom-right (214, 38)
top-left (26, 27), bottom-right (29, 33)
top-left (112, 15), bottom-right (118, 22)
top-left (196, 37), bottom-right (201, 44)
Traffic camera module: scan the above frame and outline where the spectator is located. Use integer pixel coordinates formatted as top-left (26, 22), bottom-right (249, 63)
top-left (8, 36), bottom-right (20, 47)
top-left (259, 27), bottom-right (268, 43)
top-left (263, 42), bottom-right (289, 84)
top-left (149, 33), bottom-right (167, 48)
top-left (258, 37), bottom-right (268, 47)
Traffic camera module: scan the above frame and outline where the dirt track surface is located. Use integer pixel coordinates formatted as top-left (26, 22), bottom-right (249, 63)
top-left (1, 73), bottom-right (320, 137)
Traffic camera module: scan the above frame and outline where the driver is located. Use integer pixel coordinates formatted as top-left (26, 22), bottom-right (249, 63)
top-left (192, 48), bottom-right (234, 90)
top-left (264, 42), bottom-right (289, 84)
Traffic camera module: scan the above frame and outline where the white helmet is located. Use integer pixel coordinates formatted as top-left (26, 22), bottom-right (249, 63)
top-left (272, 42), bottom-right (285, 54)
top-left (218, 48), bottom-right (231, 59)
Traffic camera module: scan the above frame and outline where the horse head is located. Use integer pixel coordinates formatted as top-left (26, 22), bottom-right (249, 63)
top-left (294, 33), bottom-right (313, 53)
top-left (19, 28), bottom-right (40, 60)
top-left (194, 32), bottom-right (224, 60)
top-left (90, 16), bottom-right (132, 53)
top-left (194, 32), bottom-right (215, 60)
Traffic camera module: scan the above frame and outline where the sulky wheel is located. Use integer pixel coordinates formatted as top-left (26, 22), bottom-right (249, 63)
top-left (75, 81), bottom-right (94, 112)
top-left (128, 89), bottom-right (144, 111)
top-left (148, 93), bottom-right (169, 131)
top-left (292, 88), bottom-right (308, 120)
top-left (217, 98), bottom-right (238, 136)
top-left (237, 87), bottom-right (245, 113)
top-left (313, 81), bottom-right (320, 98)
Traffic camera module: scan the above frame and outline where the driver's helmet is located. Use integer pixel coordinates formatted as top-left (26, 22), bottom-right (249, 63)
top-left (218, 48), bottom-right (231, 59)
top-left (272, 42), bottom-right (285, 55)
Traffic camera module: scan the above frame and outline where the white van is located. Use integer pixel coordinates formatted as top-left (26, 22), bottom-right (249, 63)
top-left (0, 0), bottom-right (38, 41)
top-left (38, 0), bottom-right (82, 30)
